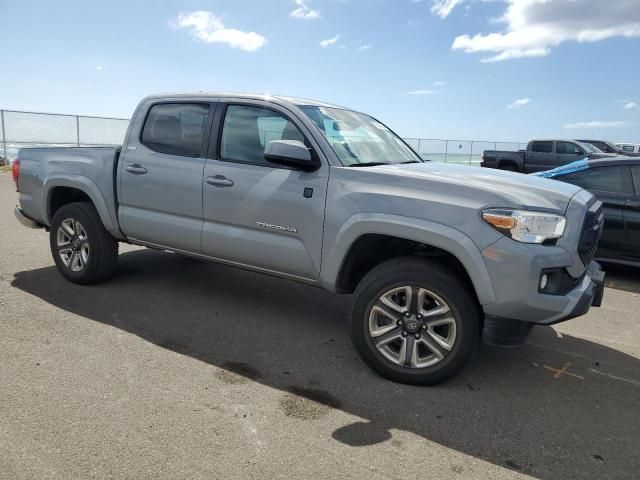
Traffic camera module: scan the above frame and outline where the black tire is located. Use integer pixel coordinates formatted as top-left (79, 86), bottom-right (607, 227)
top-left (49, 202), bottom-right (118, 284)
top-left (351, 257), bottom-right (481, 385)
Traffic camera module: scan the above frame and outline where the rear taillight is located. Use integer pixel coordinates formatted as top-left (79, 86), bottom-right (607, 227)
top-left (12, 159), bottom-right (20, 191)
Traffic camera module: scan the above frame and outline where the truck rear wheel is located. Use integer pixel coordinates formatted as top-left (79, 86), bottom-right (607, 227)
top-left (351, 257), bottom-right (480, 385)
top-left (49, 202), bottom-right (118, 284)
top-left (500, 164), bottom-right (518, 172)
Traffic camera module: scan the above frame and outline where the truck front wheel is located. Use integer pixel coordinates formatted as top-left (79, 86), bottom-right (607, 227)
top-left (351, 257), bottom-right (481, 385)
top-left (49, 202), bottom-right (118, 284)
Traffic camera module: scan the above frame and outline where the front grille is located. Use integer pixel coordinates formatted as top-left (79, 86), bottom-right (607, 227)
top-left (578, 201), bottom-right (604, 265)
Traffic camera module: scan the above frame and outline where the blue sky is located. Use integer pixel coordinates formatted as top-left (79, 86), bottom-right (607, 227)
top-left (1, 0), bottom-right (639, 142)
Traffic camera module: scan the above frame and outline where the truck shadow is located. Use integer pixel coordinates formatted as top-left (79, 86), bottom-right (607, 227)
top-left (11, 249), bottom-right (640, 479)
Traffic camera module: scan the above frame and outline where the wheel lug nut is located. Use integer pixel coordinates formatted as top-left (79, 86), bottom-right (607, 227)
top-left (422, 325), bottom-right (427, 329)
top-left (404, 312), bottom-right (410, 317)
top-left (401, 332), bottom-right (407, 337)
top-left (414, 334), bottom-right (420, 339)
top-left (397, 321), bottom-right (402, 326)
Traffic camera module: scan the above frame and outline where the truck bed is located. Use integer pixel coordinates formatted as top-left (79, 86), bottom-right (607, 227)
top-left (16, 146), bottom-right (121, 235)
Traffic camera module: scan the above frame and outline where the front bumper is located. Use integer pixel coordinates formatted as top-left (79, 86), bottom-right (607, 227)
top-left (481, 257), bottom-right (604, 346)
top-left (14, 206), bottom-right (42, 229)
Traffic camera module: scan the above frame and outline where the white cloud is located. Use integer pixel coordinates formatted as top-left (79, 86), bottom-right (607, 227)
top-left (507, 97), bottom-right (531, 109)
top-left (431, 0), bottom-right (465, 18)
top-left (433, 80), bottom-right (446, 87)
top-left (563, 121), bottom-right (627, 129)
top-left (623, 101), bottom-right (638, 110)
top-left (450, 0), bottom-right (640, 62)
top-left (358, 44), bottom-right (372, 50)
top-left (405, 89), bottom-right (438, 95)
top-left (290, 0), bottom-right (320, 20)
top-left (171, 11), bottom-right (267, 52)
top-left (320, 34), bottom-right (340, 48)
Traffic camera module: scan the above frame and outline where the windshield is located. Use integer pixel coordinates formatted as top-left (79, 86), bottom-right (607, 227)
top-left (580, 142), bottom-right (601, 153)
top-left (298, 105), bottom-right (422, 166)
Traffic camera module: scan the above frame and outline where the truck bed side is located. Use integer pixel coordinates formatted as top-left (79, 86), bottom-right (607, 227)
top-left (17, 146), bottom-right (124, 239)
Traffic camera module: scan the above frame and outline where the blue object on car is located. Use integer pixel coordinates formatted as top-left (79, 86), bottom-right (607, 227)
top-left (532, 159), bottom-right (589, 178)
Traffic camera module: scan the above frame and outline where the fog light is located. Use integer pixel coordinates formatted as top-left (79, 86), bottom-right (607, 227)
top-left (540, 274), bottom-right (548, 290)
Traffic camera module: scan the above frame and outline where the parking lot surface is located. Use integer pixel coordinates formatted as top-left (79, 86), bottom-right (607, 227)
top-left (1, 174), bottom-right (639, 479)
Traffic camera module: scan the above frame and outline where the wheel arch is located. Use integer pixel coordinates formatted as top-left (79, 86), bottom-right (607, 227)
top-left (496, 157), bottom-right (520, 171)
top-left (43, 175), bottom-right (122, 238)
top-left (321, 214), bottom-right (496, 305)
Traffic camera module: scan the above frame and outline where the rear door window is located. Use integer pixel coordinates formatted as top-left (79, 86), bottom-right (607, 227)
top-left (531, 141), bottom-right (553, 153)
top-left (141, 103), bottom-right (210, 157)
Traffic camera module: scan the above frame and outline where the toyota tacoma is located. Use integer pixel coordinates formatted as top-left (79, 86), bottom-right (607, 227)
top-left (13, 93), bottom-right (605, 385)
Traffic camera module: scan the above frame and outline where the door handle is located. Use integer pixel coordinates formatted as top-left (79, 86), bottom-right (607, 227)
top-left (206, 175), bottom-right (234, 187)
top-left (126, 164), bottom-right (147, 175)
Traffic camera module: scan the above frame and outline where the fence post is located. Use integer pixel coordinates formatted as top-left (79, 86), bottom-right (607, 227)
top-left (1, 110), bottom-right (7, 161)
top-left (444, 140), bottom-right (449, 163)
top-left (469, 141), bottom-right (474, 164)
top-left (76, 115), bottom-right (80, 146)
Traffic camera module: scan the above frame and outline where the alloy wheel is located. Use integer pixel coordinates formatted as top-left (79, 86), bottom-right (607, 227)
top-left (56, 218), bottom-right (90, 272)
top-left (368, 286), bottom-right (457, 368)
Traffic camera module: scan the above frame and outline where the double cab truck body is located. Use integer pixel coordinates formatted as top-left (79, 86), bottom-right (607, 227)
top-left (482, 139), bottom-right (615, 173)
top-left (14, 93), bottom-right (605, 385)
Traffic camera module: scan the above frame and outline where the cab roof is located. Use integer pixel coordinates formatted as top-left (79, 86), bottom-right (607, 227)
top-left (141, 92), bottom-right (348, 110)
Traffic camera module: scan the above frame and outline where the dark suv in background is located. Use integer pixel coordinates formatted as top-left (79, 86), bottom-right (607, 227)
top-left (536, 158), bottom-right (640, 267)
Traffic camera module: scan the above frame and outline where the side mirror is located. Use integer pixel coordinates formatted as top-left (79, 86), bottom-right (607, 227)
top-left (264, 140), bottom-right (318, 171)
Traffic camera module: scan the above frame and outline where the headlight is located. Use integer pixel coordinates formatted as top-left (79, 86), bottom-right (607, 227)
top-left (482, 209), bottom-right (566, 244)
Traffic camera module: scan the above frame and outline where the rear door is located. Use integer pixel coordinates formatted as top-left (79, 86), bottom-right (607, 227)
top-left (200, 100), bottom-right (329, 281)
top-left (556, 141), bottom-right (586, 166)
top-left (559, 165), bottom-right (633, 258)
top-left (118, 100), bottom-right (213, 252)
top-left (525, 141), bottom-right (555, 172)
top-left (626, 166), bottom-right (640, 257)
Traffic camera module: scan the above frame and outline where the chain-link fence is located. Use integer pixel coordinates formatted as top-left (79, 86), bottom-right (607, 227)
top-left (0, 108), bottom-right (524, 166)
top-left (0, 109), bottom-right (129, 163)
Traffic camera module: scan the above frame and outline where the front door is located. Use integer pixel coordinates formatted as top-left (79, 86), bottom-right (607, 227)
top-left (201, 101), bottom-right (328, 281)
top-left (118, 101), bottom-right (213, 252)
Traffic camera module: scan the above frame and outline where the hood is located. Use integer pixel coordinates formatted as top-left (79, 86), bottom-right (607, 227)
top-left (358, 162), bottom-right (582, 213)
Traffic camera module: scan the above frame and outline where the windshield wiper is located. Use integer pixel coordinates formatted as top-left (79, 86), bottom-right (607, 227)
top-left (347, 162), bottom-right (388, 167)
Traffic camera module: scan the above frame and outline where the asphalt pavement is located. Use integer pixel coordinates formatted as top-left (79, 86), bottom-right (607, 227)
top-left (1, 173), bottom-right (638, 479)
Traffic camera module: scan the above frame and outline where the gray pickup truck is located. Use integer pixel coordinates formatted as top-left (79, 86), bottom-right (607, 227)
top-left (482, 139), bottom-right (614, 173)
top-left (14, 93), bottom-right (605, 385)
